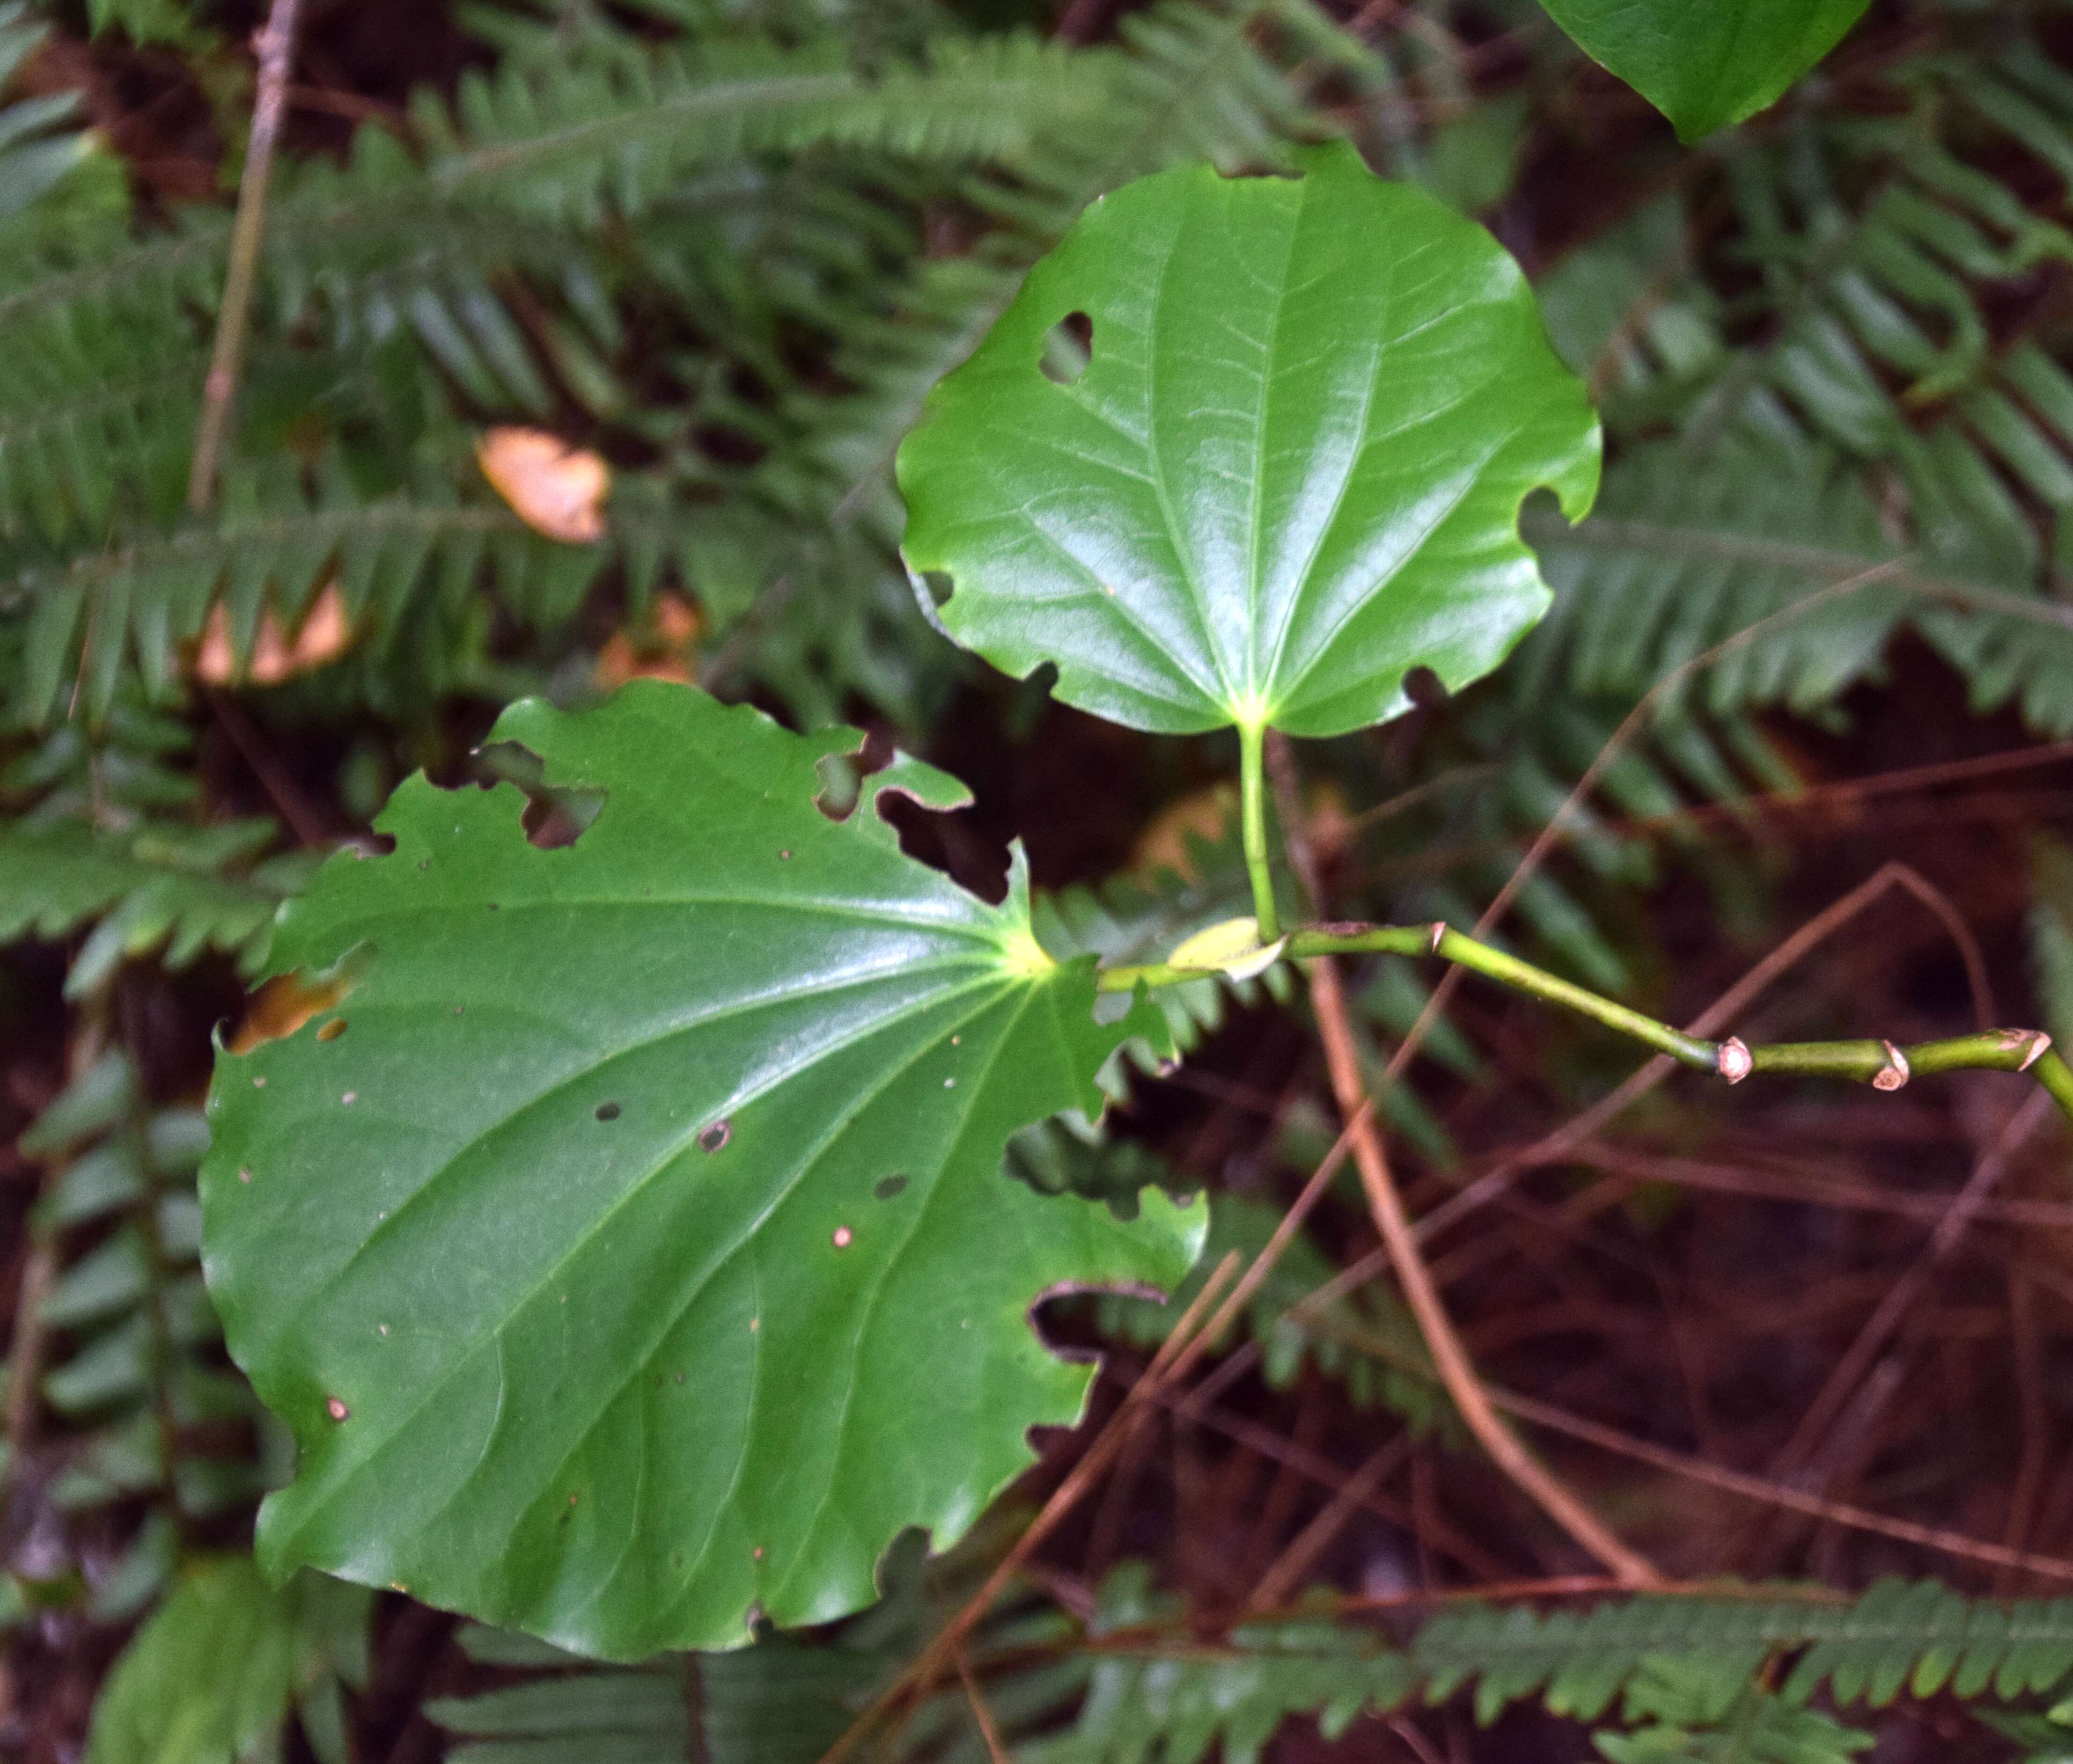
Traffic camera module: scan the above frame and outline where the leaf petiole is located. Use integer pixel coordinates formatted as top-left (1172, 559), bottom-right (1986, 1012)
top-left (1237, 718), bottom-right (1280, 946)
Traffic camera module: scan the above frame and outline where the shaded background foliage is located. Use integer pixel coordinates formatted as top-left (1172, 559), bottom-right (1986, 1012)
top-left (15, 0), bottom-right (2073, 1758)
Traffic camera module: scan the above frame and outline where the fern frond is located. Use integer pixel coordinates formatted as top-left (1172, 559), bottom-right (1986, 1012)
top-left (0, 819), bottom-right (304, 994)
top-left (1414, 1580), bottom-right (2073, 1723)
top-left (1022, 1566), bottom-right (1411, 1764)
top-left (1526, 11), bottom-right (2073, 741)
top-left (0, 4), bottom-right (89, 224)
top-left (0, 456), bottom-right (650, 722)
top-left (14, 1052), bottom-right (266, 1618)
top-left (1596, 1659), bottom-right (1874, 1764)
top-left (0, 698), bottom-right (310, 992)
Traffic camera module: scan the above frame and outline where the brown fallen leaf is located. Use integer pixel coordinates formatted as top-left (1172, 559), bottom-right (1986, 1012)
top-left (595, 590), bottom-right (703, 690)
top-left (191, 583), bottom-right (354, 687)
top-left (477, 426), bottom-right (610, 542)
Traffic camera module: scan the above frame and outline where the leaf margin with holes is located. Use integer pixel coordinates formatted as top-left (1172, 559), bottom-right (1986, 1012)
top-left (198, 680), bottom-right (1203, 1659)
top-left (896, 141), bottom-right (1601, 741)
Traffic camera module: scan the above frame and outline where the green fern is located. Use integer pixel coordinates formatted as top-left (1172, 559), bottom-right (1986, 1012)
top-left (1594, 1660), bottom-right (1874, 1764)
top-left (13, 1050), bottom-right (269, 1623)
top-left (0, 4), bottom-right (89, 224)
top-left (1021, 1565), bottom-right (1411, 1764)
top-left (1414, 1580), bottom-right (2073, 1721)
top-left (1522, 9), bottom-right (2073, 743)
top-left (0, 0), bottom-right (1345, 729)
top-left (0, 700), bottom-right (311, 990)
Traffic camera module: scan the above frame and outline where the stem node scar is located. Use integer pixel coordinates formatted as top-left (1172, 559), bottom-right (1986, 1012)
top-left (1717, 1037), bottom-right (1753, 1084)
top-left (1873, 1040), bottom-right (1911, 1092)
top-left (2003, 1028), bottom-right (2053, 1071)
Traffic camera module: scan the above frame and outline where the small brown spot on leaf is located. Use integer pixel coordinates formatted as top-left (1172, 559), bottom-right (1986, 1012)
top-left (753, 1546), bottom-right (765, 1560)
top-left (674, 1371), bottom-right (685, 1384)
top-left (234, 970), bottom-right (357, 1052)
top-left (454, 1004), bottom-right (464, 1016)
top-left (596, 1101), bottom-right (622, 1121)
top-left (749, 1316), bottom-right (759, 1333)
top-left (569, 1493), bottom-right (579, 1507)
top-left (779, 849), bottom-right (792, 860)
top-left (341, 1091), bottom-right (358, 1105)
top-left (326, 1397), bottom-right (349, 1421)
top-left (698, 1119), bottom-right (731, 1153)
top-left (317, 1018), bottom-right (347, 1043)
top-left (238, 1167), bottom-right (251, 1184)
top-left (379, 1325), bottom-right (388, 1336)
top-left (252, 1076), bottom-right (265, 1088)
top-left (875, 1175), bottom-right (909, 1201)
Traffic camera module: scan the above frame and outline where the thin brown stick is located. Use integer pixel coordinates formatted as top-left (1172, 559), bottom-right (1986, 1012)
top-left (1492, 1380), bottom-right (2073, 1585)
top-left (954, 1650), bottom-right (1013, 1764)
top-left (187, 0), bottom-right (306, 511)
top-left (1145, 1387), bottom-right (1509, 1581)
top-left (1387, 1715), bottom-right (1450, 1764)
top-left (818, 1253), bottom-right (1242, 1764)
top-left (1265, 731), bottom-right (1659, 1587)
top-left (1536, 1139), bottom-right (2073, 1231)
top-left (1742, 1090), bottom-right (2054, 1568)
top-left (1283, 1300), bottom-right (2073, 1585)
top-left (1247, 1437), bottom-right (1411, 1610)
top-left (1185, 1101), bottom-right (1369, 1360)
top-left (1385, 561), bottom-right (1908, 1089)
top-left (1309, 951), bottom-right (1661, 1586)
top-left (205, 687), bottom-right (329, 847)
top-left (1415, 860), bottom-right (1989, 1248)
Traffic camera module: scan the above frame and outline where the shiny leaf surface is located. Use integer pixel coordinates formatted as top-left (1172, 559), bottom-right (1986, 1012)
top-left (201, 681), bottom-right (1200, 1658)
top-left (1539, 0), bottom-right (1869, 141)
top-left (897, 143), bottom-right (1599, 739)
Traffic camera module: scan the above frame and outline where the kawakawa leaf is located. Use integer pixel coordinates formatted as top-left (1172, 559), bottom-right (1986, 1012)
top-left (1539, 0), bottom-right (1869, 142)
top-left (897, 142), bottom-right (1600, 740)
top-left (200, 681), bottom-right (1201, 1659)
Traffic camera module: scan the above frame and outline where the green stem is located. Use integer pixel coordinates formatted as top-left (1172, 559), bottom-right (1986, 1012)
top-left (1095, 918), bottom-right (2073, 1125)
top-left (1238, 720), bottom-right (1280, 944)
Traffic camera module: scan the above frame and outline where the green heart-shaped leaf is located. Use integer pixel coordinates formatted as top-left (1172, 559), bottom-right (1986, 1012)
top-left (897, 143), bottom-right (1600, 740)
top-left (1539, 0), bottom-right (1869, 142)
top-left (200, 682), bottom-right (1200, 1659)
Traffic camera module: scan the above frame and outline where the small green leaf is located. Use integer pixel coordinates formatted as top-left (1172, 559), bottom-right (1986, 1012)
top-left (83, 1557), bottom-right (370, 1764)
top-left (1539, 0), bottom-right (1870, 142)
top-left (898, 142), bottom-right (1599, 739)
top-left (201, 681), bottom-right (1201, 1658)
